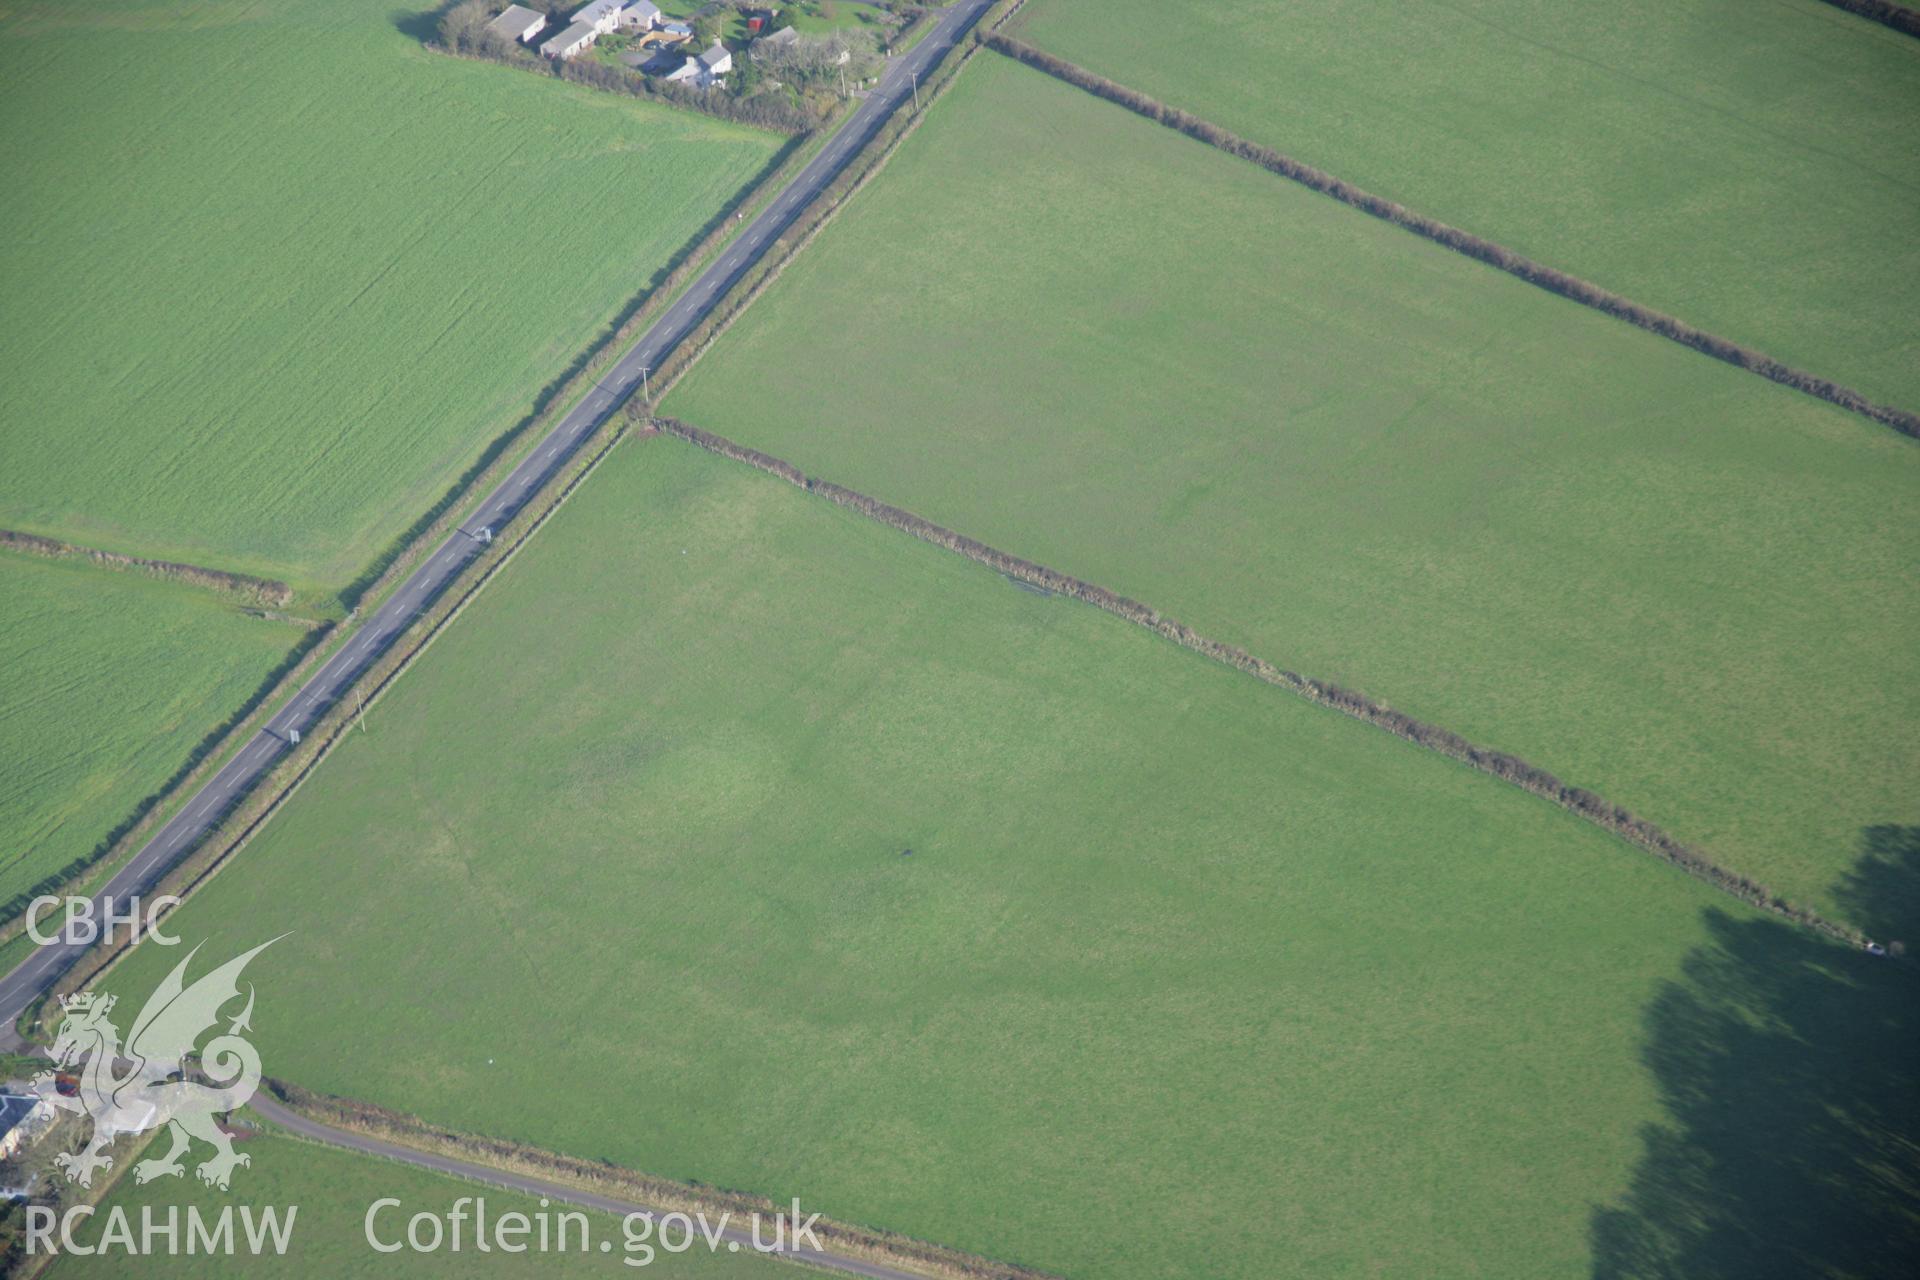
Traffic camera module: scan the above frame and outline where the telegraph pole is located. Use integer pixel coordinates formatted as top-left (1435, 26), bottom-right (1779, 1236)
top-left (910, 68), bottom-right (919, 111)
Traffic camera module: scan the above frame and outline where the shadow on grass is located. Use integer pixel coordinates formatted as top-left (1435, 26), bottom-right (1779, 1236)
top-left (391, 6), bottom-right (444, 45)
top-left (1590, 828), bottom-right (1920, 1278)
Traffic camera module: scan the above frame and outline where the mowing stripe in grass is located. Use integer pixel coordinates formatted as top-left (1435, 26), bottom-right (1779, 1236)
top-left (981, 32), bottom-right (1920, 442)
top-left (1816, 0), bottom-right (1920, 38)
top-left (652, 416), bottom-right (1868, 949)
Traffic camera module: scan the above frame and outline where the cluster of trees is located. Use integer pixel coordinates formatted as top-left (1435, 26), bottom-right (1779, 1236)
top-left (983, 33), bottom-right (1920, 440)
top-left (655, 413), bottom-right (1864, 945)
top-left (753, 27), bottom-right (884, 85)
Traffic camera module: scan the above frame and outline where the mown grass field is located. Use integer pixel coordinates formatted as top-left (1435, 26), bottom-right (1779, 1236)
top-left (1012, 0), bottom-right (1920, 409)
top-left (99, 442), bottom-right (1915, 1278)
top-left (0, 553), bottom-right (302, 914)
top-left (0, 0), bottom-right (781, 596)
top-left (50, 1130), bottom-right (792, 1277)
top-left (663, 54), bottom-right (1920, 931)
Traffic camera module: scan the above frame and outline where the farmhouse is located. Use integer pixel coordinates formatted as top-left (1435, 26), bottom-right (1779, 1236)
top-left (542, 19), bottom-right (600, 59)
top-left (572, 0), bottom-right (627, 34)
top-left (486, 4), bottom-right (547, 44)
top-left (667, 41), bottom-right (733, 86)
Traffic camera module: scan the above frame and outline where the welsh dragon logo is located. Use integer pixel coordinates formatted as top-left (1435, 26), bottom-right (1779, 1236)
top-left (32, 938), bottom-right (281, 1191)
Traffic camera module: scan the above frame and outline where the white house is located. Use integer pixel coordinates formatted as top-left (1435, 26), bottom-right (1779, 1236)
top-left (667, 41), bottom-right (732, 86)
top-left (543, 18), bottom-right (600, 58)
top-left (572, 0), bottom-right (627, 34)
top-left (619, 0), bottom-right (662, 29)
top-left (486, 4), bottom-right (548, 44)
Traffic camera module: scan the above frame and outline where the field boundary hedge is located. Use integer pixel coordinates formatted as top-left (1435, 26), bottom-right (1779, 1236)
top-left (0, 618), bottom-right (339, 942)
top-left (19, 416), bottom-right (645, 1037)
top-left (981, 33), bottom-right (1920, 441)
top-left (260, 1079), bottom-right (1061, 1280)
top-left (653, 416), bottom-right (1875, 949)
top-left (0, 528), bottom-right (293, 608)
top-left (1816, 0), bottom-right (1920, 37)
top-left (642, 0), bottom-right (1024, 406)
top-left (332, 122), bottom-right (812, 616)
top-left (12, 0), bottom-right (1012, 1033)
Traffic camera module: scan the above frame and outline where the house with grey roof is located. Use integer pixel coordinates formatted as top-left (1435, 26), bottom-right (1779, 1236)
top-left (666, 41), bottom-right (733, 86)
top-left (572, 0), bottom-right (627, 33)
top-left (619, 0), bottom-right (663, 28)
top-left (486, 4), bottom-right (548, 44)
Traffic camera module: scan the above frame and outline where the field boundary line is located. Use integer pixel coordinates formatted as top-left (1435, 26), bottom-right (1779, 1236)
top-left (331, 124), bottom-right (818, 617)
top-left (9, 0), bottom-right (1015, 1038)
top-left (639, 0), bottom-right (1030, 408)
top-left (253, 1080), bottom-right (1061, 1280)
top-left (980, 32), bottom-right (1920, 441)
top-left (1815, 0), bottom-right (1920, 38)
top-left (17, 418), bottom-right (646, 1035)
top-left (652, 415), bottom-right (1872, 949)
top-left (0, 527), bottom-right (294, 609)
top-left (0, 621), bottom-right (337, 943)
top-left (0, 83), bottom-right (814, 947)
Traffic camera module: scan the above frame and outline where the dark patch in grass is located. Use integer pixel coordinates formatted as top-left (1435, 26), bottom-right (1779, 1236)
top-left (1815, 0), bottom-right (1920, 38)
top-left (1591, 828), bottom-right (1920, 1277)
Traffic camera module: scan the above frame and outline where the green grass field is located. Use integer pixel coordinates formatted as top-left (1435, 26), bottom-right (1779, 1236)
top-left (662, 54), bottom-right (1920, 931)
top-left (0, 0), bottom-right (780, 596)
top-left (0, 553), bottom-right (303, 913)
top-left (96, 442), bottom-right (1915, 1278)
top-left (1011, 0), bottom-right (1920, 410)
top-left (48, 1130), bottom-right (793, 1277)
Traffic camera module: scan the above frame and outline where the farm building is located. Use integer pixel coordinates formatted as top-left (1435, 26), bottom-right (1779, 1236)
top-left (542, 18), bottom-right (599, 59)
top-left (572, 0), bottom-right (627, 34)
top-left (0, 1094), bottom-right (50, 1160)
top-left (755, 25), bottom-right (800, 53)
top-left (620, 0), bottom-right (663, 28)
top-left (666, 41), bottom-right (733, 86)
top-left (486, 4), bottom-right (548, 44)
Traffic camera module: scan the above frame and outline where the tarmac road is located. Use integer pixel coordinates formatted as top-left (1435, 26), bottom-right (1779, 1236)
top-left (249, 1092), bottom-right (942, 1279)
top-left (0, 0), bottom-right (996, 1040)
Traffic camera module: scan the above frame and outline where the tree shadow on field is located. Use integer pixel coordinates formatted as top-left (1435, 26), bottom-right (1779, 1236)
top-left (1590, 828), bottom-right (1920, 1278)
top-left (393, 7), bottom-right (444, 45)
